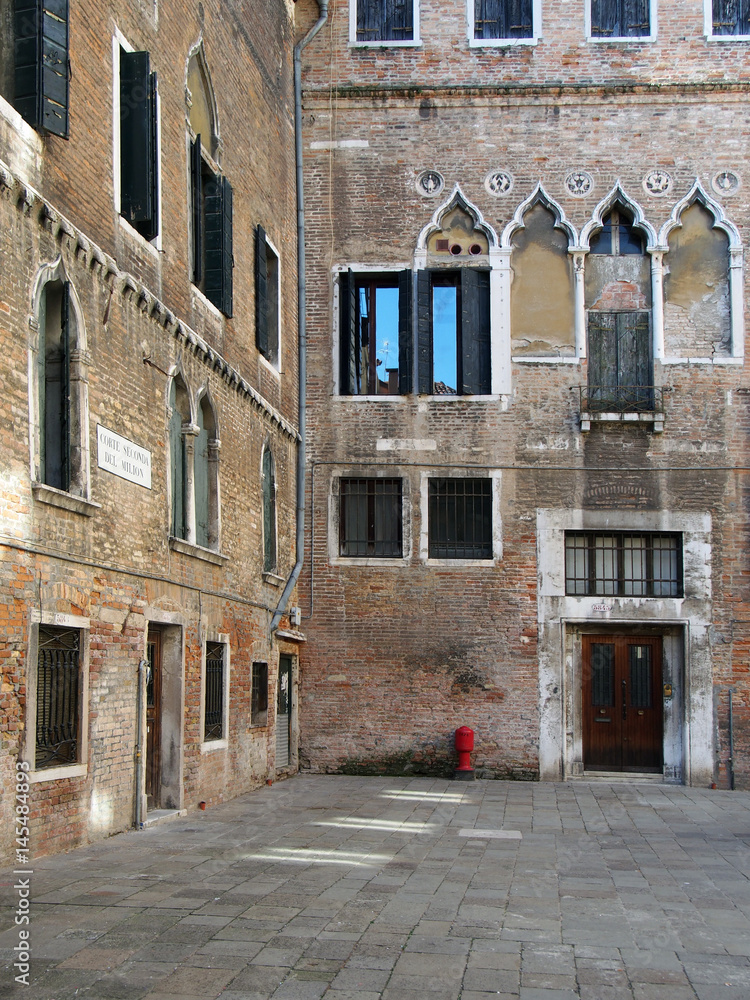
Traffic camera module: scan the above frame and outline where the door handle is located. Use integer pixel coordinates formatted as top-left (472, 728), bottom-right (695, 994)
top-left (622, 679), bottom-right (627, 721)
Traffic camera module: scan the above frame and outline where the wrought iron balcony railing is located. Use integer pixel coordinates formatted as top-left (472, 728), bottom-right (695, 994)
top-left (573, 385), bottom-right (666, 414)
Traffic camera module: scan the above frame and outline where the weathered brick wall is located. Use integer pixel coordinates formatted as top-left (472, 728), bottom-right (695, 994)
top-left (297, 0), bottom-right (750, 785)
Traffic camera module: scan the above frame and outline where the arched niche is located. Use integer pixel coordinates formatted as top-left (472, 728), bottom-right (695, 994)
top-left (186, 41), bottom-right (220, 159)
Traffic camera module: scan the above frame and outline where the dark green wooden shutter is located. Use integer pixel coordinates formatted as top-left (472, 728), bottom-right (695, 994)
top-left (255, 225), bottom-right (269, 355)
top-left (417, 270), bottom-right (432, 394)
top-left (205, 175), bottom-right (232, 316)
top-left (120, 51), bottom-right (157, 238)
top-left (617, 311), bottom-right (652, 407)
top-left (195, 404), bottom-right (209, 548)
top-left (191, 136), bottom-right (203, 285)
top-left (339, 269), bottom-right (358, 394)
top-left (587, 312), bottom-right (617, 408)
top-left (712, 0), bottom-right (750, 34)
top-left (42, 283), bottom-right (70, 490)
top-left (461, 269), bottom-right (491, 395)
top-left (398, 269), bottom-right (413, 395)
top-left (169, 385), bottom-right (186, 540)
top-left (14, 0), bottom-right (69, 138)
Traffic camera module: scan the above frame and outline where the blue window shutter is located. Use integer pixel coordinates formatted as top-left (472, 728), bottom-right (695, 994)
top-left (120, 51), bottom-right (158, 239)
top-left (263, 449), bottom-right (277, 572)
top-left (191, 136), bottom-right (203, 285)
top-left (14, 0), bottom-right (69, 138)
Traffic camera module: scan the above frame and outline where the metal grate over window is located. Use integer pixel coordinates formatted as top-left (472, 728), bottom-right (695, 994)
top-left (36, 626), bottom-right (80, 769)
top-left (252, 661), bottom-right (269, 726)
top-left (204, 641), bottom-right (225, 741)
top-left (339, 478), bottom-right (403, 557)
top-left (428, 478), bottom-right (492, 559)
top-left (565, 532), bottom-right (682, 597)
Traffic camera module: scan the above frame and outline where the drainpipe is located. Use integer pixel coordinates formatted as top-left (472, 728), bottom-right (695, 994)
top-left (271, 0), bottom-right (328, 634)
top-left (135, 658), bottom-right (147, 828)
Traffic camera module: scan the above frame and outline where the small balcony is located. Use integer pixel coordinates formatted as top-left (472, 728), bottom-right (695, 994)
top-left (573, 385), bottom-right (667, 433)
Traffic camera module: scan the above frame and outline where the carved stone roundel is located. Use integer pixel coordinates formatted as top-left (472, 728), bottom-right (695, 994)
top-left (712, 170), bottom-right (741, 196)
top-left (565, 170), bottom-right (594, 197)
top-left (416, 170), bottom-right (444, 197)
top-left (643, 169), bottom-right (673, 196)
top-left (485, 170), bottom-right (513, 196)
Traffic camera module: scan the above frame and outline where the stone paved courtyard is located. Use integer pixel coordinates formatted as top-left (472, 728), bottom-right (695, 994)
top-left (1, 775), bottom-right (750, 1000)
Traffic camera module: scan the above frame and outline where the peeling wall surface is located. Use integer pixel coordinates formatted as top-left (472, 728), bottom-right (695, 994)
top-left (298, 0), bottom-right (750, 791)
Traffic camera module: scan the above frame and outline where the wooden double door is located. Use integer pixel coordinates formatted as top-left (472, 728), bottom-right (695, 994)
top-left (583, 635), bottom-right (663, 772)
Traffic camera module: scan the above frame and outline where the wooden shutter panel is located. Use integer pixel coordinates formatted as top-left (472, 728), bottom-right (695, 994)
top-left (398, 269), bottom-right (413, 395)
top-left (590, 0), bottom-right (618, 35)
top-left (508, 0), bottom-right (533, 37)
top-left (461, 269), bottom-right (491, 395)
top-left (339, 270), bottom-right (358, 394)
top-left (120, 51), bottom-right (157, 237)
top-left (624, 0), bottom-right (650, 35)
top-left (14, 0), bottom-right (69, 138)
top-left (587, 311), bottom-right (617, 408)
top-left (713, 0), bottom-right (750, 33)
top-left (255, 225), bottom-right (269, 356)
top-left (205, 175), bottom-right (232, 316)
top-left (617, 311), bottom-right (652, 407)
top-left (417, 270), bottom-right (432, 394)
top-left (191, 136), bottom-right (203, 286)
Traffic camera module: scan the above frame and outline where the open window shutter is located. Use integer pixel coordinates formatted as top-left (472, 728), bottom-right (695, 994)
top-left (120, 51), bottom-right (156, 235)
top-left (461, 269), bottom-right (491, 395)
top-left (416, 270), bottom-right (432, 394)
top-left (221, 177), bottom-right (233, 317)
top-left (204, 175), bottom-right (232, 316)
top-left (339, 270), bottom-right (358, 394)
top-left (255, 225), bottom-right (269, 355)
top-left (191, 136), bottom-right (203, 285)
top-left (60, 283), bottom-right (70, 491)
top-left (14, 0), bottom-right (69, 137)
top-left (587, 311), bottom-right (617, 408)
top-left (398, 269), bottom-right (413, 394)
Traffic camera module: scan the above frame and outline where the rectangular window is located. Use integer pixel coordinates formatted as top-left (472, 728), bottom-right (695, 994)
top-left (36, 625), bottom-right (80, 769)
top-left (712, 0), bottom-right (750, 34)
top-left (355, 0), bottom-right (415, 42)
top-left (256, 226), bottom-right (279, 365)
top-left (587, 311), bottom-right (653, 411)
top-left (428, 478), bottom-right (492, 559)
top-left (473, 0), bottom-right (533, 40)
top-left (14, 0), bottom-right (70, 137)
top-left (204, 641), bottom-right (225, 742)
top-left (120, 48), bottom-right (159, 240)
top-left (191, 136), bottom-right (234, 317)
top-left (340, 270), bottom-right (412, 395)
top-left (565, 532), bottom-right (682, 597)
top-left (590, 0), bottom-right (650, 38)
top-left (339, 478), bottom-right (403, 557)
top-left (251, 661), bottom-right (269, 726)
top-left (418, 269), bottom-right (491, 395)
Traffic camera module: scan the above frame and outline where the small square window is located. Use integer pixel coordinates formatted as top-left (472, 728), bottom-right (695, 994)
top-left (252, 662), bottom-right (269, 726)
top-left (339, 478), bottom-right (403, 557)
top-left (428, 478), bottom-right (492, 559)
top-left (355, 0), bottom-right (415, 42)
top-left (473, 0), bottom-right (534, 41)
top-left (590, 0), bottom-right (651, 39)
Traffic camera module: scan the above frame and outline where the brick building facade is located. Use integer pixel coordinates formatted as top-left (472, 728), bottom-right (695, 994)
top-left (0, 0), bottom-right (303, 864)
top-left (297, 0), bottom-right (750, 788)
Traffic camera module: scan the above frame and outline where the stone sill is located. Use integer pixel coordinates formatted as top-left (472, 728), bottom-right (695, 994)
top-left (169, 537), bottom-right (228, 565)
top-left (32, 483), bottom-right (101, 516)
top-left (263, 572), bottom-right (285, 587)
top-left (275, 628), bottom-right (306, 643)
top-left (580, 411), bottom-right (664, 433)
top-left (29, 763), bottom-right (87, 784)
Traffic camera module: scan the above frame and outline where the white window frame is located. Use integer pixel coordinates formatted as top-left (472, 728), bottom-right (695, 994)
top-left (704, 0), bottom-right (750, 39)
top-left (112, 29), bottom-right (163, 253)
top-left (349, 0), bottom-right (421, 47)
top-left (200, 634), bottom-right (230, 753)
top-left (585, 0), bottom-right (656, 42)
top-left (419, 470), bottom-right (502, 566)
top-left (24, 612), bottom-right (90, 783)
top-left (468, 0), bottom-right (541, 47)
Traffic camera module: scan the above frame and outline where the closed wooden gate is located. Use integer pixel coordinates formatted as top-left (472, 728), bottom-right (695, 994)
top-left (145, 629), bottom-right (162, 808)
top-left (276, 655), bottom-right (292, 770)
top-left (583, 635), bottom-right (663, 772)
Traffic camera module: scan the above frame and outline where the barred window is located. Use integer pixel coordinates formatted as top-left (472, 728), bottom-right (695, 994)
top-left (204, 641), bottom-right (225, 741)
top-left (428, 478), bottom-right (492, 559)
top-left (252, 661), bottom-right (269, 726)
top-left (339, 478), bottom-right (403, 557)
top-left (565, 532), bottom-right (682, 597)
top-left (36, 626), bottom-right (80, 769)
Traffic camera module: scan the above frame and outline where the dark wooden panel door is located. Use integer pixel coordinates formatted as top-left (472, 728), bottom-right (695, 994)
top-left (583, 635), bottom-right (662, 772)
top-left (145, 629), bottom-right (162, 809)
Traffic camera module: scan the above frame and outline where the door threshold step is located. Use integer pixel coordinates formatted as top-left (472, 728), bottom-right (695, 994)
top-left (141, 808), bottom-right (187, 828)
top-left (578, 771), bottom-right (666, 783)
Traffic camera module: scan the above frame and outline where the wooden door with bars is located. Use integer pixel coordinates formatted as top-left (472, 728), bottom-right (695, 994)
top-left (583, 635), bottom-right (663, 772)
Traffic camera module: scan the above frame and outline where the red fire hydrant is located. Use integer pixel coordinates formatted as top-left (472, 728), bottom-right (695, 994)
top-left (454, 726), bottom-right (475, 781)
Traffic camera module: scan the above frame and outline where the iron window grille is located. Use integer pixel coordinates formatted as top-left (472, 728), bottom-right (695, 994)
top-left (339, 478), bottom-right (403, 557)
top-left (428, 478), bottom-right (492, 559)
top-left (204, 641), bottom-right (225, 741)
top-left (356, 0), bottom-right (414, 41)
top-left (36, 625), bottom-right (80, 769)
top-left (474, 0), bottom-right (533, 39)
top-left (565, 532), bottom-right (683, 597)
top-left (252, 661), bottom-right (269, 725)
top-left (713, 0), bottom-right (750, 34)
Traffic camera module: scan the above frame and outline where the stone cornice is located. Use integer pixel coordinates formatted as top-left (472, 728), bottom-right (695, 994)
top-left (0, 159), bottom-right (299, 444)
